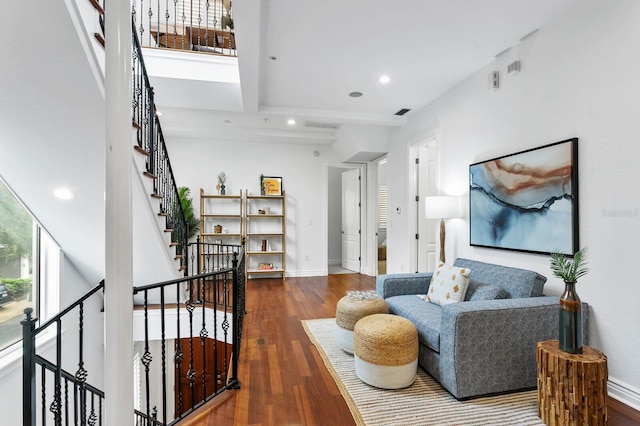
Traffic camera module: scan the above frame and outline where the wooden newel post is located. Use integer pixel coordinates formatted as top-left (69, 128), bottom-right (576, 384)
top-left (537, 340), bottom-right (608, 425)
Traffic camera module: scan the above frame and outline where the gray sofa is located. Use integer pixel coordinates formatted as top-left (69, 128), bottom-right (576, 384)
top-left (376, 258), bottom-right (589, 400)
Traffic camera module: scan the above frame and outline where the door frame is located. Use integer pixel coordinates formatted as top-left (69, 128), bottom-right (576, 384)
top-left (324, 162), bottom-right (368, 275)
top-left (408, 132), bottom-right (440, 273)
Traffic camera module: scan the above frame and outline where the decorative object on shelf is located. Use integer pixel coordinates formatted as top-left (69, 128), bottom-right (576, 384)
top-left (214, 224), bottom-right (222, 234)
top-left (550, 247), bottom-right (589, 354)
top-left (262, 176), bottom-right (283, 196)
top-left (258, 209), bottom-right (266, 215)
top-left (425, 195), bottom-right (461, 263)
top-left (260, 174), bottom-right (265, 195)
top-left (258, 262), bottom-right (274, 270)
top-left (218, 172), bottom-right (227, 195)
top-left (178, 186), bottom-right (199, 239)
top-left (470, 138), bottom-right (579, 255)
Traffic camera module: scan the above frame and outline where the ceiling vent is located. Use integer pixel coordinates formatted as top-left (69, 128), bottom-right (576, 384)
top-left (303, 120), bottom-right (341, 130)
top-left (394, 108), bottom-right (411, 116)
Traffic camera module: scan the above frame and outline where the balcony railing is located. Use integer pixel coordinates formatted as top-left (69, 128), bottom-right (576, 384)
top-left (134, 0), bottom-right (236, 57)
top-left (22, 245), bottom-right (245, 426)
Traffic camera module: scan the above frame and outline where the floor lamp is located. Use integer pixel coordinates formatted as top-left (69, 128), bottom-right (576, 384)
top-left (425, 196), bottom-right (460, 264)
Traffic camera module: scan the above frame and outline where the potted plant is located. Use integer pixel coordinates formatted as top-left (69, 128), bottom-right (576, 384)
top-left (218, 172), bottom-right (227, 195)
top-left (550, 247), bottom-right (588, 354)
top-left (178, 187), bottom-right (199, 240)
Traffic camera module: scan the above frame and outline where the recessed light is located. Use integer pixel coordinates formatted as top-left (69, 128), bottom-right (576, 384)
top-left (54, 188), bottom-right (75, 200)
top-left (223, 119), bottom-right (231, 124)
top-left (287, 119), bottom-right (296, 125)
top-left (379, 75), bottom-right (391, 84)
top-left (349, 91), bottom-right (363, 98)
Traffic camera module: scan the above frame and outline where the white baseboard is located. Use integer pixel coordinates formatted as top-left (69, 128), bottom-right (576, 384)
top-left (328, 259), bottom-right (341, 266)
top-left (285, 269), bottom-right (327, 277)
top-left (608, 377), bottom-right (640, 411)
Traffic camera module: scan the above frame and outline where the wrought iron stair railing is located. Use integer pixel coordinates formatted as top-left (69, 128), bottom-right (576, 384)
top-left (133, 0), bottom-right (236, 57)
top-left (22, 244), bottom-right (245, 426)
top-left (132, 19), bottom-right (189, 269)
top-left (22, 280), bottom-right (106, 426)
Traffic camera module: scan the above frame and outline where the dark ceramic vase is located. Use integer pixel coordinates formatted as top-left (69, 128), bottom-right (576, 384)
top-left (559, 281), bottom-right (583, 354)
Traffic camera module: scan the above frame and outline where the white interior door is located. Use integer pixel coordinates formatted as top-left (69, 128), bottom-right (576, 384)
top-left (416, 141), bottom-right (438, 272)
top-left (342, 168), bottom-right (361, 272)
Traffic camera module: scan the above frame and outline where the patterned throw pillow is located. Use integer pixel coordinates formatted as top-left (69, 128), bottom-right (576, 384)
top-left (426, 263), bottom-right (472, 305)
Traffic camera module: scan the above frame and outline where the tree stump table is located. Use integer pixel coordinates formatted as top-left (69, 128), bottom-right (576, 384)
top-left (536, 340), bottom-right (608, 425)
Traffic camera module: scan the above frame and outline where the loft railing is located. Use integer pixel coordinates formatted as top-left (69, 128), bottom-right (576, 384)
top-left (22, 246), bottom-right (245, 425)
top-left (22, 281), bottom-right (105, 426)
top-left (133, 0), bottom-right (236, 57)
top-left (132, 20), bottom-right (189, 268)
top-left (132, 246), bottom-right (245, 425)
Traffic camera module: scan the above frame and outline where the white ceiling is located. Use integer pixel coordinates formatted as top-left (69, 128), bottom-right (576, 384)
top-left (149, 0), bottom-right (585, 143)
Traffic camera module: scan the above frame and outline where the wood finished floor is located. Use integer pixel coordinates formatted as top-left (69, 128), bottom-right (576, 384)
top-left (183, 274), bottom-right (640, 426)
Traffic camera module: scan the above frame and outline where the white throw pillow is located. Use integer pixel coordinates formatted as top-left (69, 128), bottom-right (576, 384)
top-left (426, 263), bottom-right (471, 305)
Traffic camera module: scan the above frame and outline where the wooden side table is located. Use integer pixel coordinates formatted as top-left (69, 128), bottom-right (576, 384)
top-left (537, 340), bottom-right (608, 425)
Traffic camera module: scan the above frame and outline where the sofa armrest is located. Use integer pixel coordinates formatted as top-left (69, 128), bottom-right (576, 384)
top-left (375, 273), bottom-right (433, 299)
top-left (437, 296), bottom-right (590, 399)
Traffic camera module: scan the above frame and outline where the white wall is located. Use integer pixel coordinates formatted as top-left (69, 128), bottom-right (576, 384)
top-left (387, 0), bottom-right (640, 406)
top-left (165, 139), bottom-right (351, 277)
top-left (327, 167), bottom-right (343, 265)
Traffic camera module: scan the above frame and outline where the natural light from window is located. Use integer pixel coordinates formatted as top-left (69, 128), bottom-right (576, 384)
top-left (0, 177), bottom-right (59, 353)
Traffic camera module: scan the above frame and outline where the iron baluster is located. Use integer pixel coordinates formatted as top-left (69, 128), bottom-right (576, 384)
top-left (51, 319), bottom-right (63, 426)
top-left (142, 290), bottom-right (153, 420)
top-left (21, 308), bottom-right (37, 426)
top-left (186, 292), bottom-right (196, 409)
top-left (175, 281), bottom-right (183, 417)
top-left (160, 287), bottom-right (168, 425)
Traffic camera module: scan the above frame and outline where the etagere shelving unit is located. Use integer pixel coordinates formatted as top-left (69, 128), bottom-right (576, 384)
top-left (199, 188), bottom-right (243, 273)
top-left (244, 190), bottom-right (286, 280)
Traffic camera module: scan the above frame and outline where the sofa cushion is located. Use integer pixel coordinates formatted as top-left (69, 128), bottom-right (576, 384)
top-left (464, 280), bottom-right (507, 301)
top-left (453, 258), bottom-right (546, 298)
top-left (427, 263), bottom-right (471, 305)
top-left (386, 295), bottom-right (442, 352)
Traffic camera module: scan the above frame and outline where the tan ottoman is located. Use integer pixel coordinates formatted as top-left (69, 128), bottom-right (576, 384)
top-left (335, 292), bottom-right (388, 354)
top-left (354, 313), bottom-right (418, 389)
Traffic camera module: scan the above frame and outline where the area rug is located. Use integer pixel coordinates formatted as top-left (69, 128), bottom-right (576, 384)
top-left (302, 318), bottom-right (543, 426)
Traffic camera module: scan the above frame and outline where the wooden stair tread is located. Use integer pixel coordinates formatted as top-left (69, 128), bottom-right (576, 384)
top-left (89, 0), bottom-right (105, 14)
top-left (143, 171), bottom-right (157, 179)
top-left (95, 33), bottom-right (105, 47)
top-left (133, 146), bottom-right (148, 157)
top-left (151, 193), bottom-right (163, 199)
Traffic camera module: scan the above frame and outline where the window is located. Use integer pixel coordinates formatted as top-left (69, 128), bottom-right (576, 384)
top-left (0, 177), bottom-right (59, 352)
top-left (378, 185), bottom-right (388, 228)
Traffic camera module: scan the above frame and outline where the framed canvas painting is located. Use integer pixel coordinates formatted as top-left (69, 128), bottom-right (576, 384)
top-left (469, 138), bottom-right (579, 255)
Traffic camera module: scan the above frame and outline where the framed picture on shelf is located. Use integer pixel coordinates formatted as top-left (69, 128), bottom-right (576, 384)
top-left (469, 138), bottom-right (579, 256)
top-left (263, 176), bottom-right (283, 196)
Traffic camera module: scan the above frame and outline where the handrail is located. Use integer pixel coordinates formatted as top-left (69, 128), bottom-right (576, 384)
top-left (132, 18), bottom-right (189, 268)
top-left (32, 280), bottom-right (104, 338)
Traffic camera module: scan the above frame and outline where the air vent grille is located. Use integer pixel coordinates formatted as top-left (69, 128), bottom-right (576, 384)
top-left (303, 121), bottom-right (341, 129)
top-left (395, 108), bottom-right (411, 116)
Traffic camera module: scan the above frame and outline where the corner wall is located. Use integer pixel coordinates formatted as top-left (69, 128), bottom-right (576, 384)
top-left (387, 0), bottom-right (640, 406)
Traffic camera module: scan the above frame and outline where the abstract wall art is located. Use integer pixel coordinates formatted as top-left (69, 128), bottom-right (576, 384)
top-left (469, 138), bottom-right (579, 255)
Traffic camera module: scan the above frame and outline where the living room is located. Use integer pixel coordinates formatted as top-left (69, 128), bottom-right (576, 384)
top-left (1, 0), bottom-right (639, 424)
top-left (164, 0), bottom-right (640, 418)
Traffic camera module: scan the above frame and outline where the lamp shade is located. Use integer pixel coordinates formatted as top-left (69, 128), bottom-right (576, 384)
top-left (425, 196), bottom-right (460, 219)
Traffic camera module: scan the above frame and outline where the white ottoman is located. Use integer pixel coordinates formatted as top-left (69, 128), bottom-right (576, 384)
top-left (335, 292), bottom-right (388, 354)
top-left (354, 314), bottom-right (418, 389)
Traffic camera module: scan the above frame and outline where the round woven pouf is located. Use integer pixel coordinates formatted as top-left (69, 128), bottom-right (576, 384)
top-left (354, 313), bottom-right (418, 389)
top-left (335, 294), bottom-right (388, 354)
